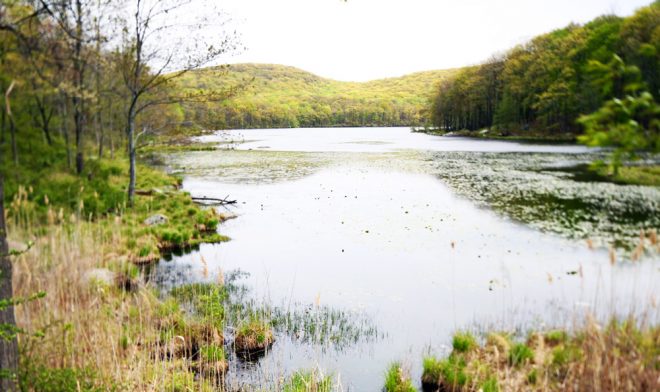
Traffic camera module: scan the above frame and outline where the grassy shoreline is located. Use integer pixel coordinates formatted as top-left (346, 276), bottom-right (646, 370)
top-left (412, 127), bottom-right (580, 143)
top-left (7, 139), bottom-right (659, 390)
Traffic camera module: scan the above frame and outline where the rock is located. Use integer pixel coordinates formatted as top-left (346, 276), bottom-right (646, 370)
top-left (82, 268), bottom-right (116, 287)
top-left (8, 240), bottom-right (29, 254)
top-left (144, 214), bottom-right (168, 226)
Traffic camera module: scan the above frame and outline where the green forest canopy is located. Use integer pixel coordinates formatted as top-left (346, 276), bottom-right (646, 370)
top-left (174, 64), bottom-right (458, 129)
top-left (430, 1), bottom-right (660, 137)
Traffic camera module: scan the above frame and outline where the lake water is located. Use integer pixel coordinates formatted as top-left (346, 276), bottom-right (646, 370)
top-left (154, 127), bottom-right (659, 391)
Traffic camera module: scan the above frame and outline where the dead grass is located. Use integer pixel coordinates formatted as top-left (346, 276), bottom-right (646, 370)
top-left (9, 202), bottom-right (223, 391)
top-left (423, 317), bottom-right (660, 392)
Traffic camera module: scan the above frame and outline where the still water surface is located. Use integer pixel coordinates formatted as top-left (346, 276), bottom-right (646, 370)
top-left (155, 127), bottom-right (659, 390)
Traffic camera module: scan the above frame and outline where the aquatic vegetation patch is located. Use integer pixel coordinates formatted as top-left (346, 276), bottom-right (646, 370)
top-left (270, 304), bottom-right (381, 351)
top-left (430, 151), bottom-right (660, 251)
top-left (282, 369), bottom-right (333, 392)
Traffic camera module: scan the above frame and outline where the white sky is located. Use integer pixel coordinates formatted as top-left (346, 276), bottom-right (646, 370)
top-left (220, 0), bottom-right (653, 81)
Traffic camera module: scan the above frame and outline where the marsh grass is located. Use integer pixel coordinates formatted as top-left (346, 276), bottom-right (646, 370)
top-left (384, 362), bottom-right (416, 392)
top-left (421, 318), bottom-right (659, 391)
top-left (7, 163), bottom-right (235, 390)
top-left (282, 369), bottom-right (332, 392)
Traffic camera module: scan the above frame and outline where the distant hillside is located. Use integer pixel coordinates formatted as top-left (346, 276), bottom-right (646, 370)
top-left (175, 63), bottom-right (458, 129)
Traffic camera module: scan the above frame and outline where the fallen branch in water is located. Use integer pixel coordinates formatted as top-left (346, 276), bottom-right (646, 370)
top-left (192, 195), bottom-right (237, 205)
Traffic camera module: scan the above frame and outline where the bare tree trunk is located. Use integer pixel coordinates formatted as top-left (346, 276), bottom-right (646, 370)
top-left (127, 105), bottom-right (137, 206)
top-left (74, 101), bottom-right (84, 174)
top-left (0, 176), bottom-right (18, 391)
top-left (59, 96), bottom-right (72, 170)
top-left (4, 83), bottom-right (17, 166)
top-left (73, 0), bottom-right (85, 175)
top-left (9, 118), bottom-right (17, 166)
top-left (34, 97), bottom-right (53, 146)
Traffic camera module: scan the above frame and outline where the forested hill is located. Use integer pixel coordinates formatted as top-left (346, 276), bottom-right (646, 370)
top-left (175, 64), bottom-right (458, 129)
top-left (430, 1), bottom-right (660, 137)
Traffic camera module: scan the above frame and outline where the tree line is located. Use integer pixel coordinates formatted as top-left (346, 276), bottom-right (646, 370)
top-left (175, 64), bottom-right (457, 129)
top-left (431, 1), bottom-right (660, 136)
top-left (0, 1), bottom-right (235, 387)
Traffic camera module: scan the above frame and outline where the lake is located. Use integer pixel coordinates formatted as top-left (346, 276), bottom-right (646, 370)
top-left (152, 127), bottom-right (659, 391)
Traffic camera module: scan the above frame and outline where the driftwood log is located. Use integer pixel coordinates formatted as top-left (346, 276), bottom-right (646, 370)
top-left (192, 195), bottom-right (237, 205)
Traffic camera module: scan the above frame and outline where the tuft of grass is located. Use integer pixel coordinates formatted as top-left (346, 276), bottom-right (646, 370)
top-left (508, 343), bottom-right (535, 367)
top-left (199, 345), bottom-right (225, 362)
top-left (283, 369), bottom-right (332, 392)
top-left (481, 376), bottom-right (500, 392)
top-left (384, 362), bottom-right (416, 392)
top-left (235, 316), bottom-right (274, 354)
top-left (544, 330), bottom-right (568, 346)
top-left (421, 356), bottom-right (443, 386)
top-left (452, 332), bottom-right (477, 354)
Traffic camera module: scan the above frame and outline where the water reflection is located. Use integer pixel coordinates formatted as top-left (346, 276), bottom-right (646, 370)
top-left (154, 127), bottom-right (658, 391)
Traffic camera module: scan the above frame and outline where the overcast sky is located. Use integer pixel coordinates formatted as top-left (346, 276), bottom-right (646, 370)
top-left (220, 0), bottom-right (653, 81)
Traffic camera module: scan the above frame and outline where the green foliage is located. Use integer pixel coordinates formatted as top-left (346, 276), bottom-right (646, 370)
top-left (578, 67), bottom-right (660, 174)
top-left (452, 332), bottom-right (477, 353)
top-left (175, 64), bottom-right (457, 129)
top-left (18, 365), bottom-right (106, 392)
top-left (383, 363), bottom-right (415, 392)
top-left (508, 343), bottom-right (535, 367)
top-left (431, 2), bottom-right (660, 138)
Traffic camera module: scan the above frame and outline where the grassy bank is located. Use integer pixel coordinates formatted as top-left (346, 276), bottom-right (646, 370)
top-left (413, 128), bottom-right (579, 143)
top-left (592, 165), bottom-right (660, 187)
top-left (5, 151), bottom-right (237, 389)
top-left (415, 319), bottom-right (660, 391)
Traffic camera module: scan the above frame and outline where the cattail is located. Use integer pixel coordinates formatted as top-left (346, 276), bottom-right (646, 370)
top-left (631, 242), bottom-right (644, 262)
top-left (200, 255), bottom-right (208, 278)
top-left (586, 238), bottom-right (594, 250)
top-left (216, 269), bottom-right (224, 286)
